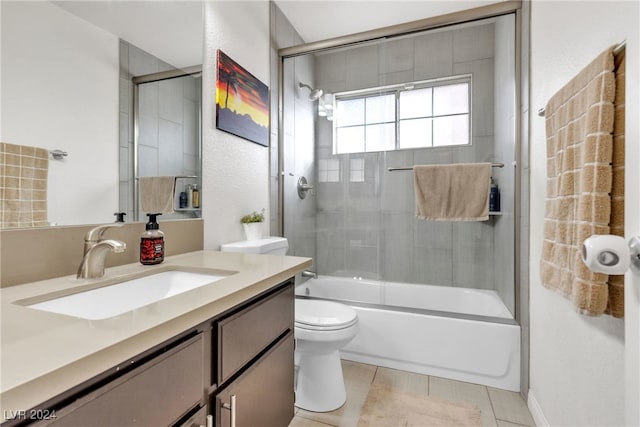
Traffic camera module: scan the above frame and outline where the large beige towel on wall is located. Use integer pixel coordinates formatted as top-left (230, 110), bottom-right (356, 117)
top-left (607, 49), bottom-right (626, 317)
top-left (0, 142), bottom-right (49, 228)
top-left (414, 163), bottom-right (491, 221)
top-left (540, 46), bottom-right (623, 316)
top-left (139, 176), bottom-right (176, 214)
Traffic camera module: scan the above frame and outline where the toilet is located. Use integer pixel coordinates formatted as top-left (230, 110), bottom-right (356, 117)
top-left (294, 298), bottom-right (358, 412)
top-left (220, 237), bottom-right (359, 413)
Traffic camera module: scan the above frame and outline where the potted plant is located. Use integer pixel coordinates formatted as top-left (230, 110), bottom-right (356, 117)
top-left (240, 209), bottom-right (265, 240)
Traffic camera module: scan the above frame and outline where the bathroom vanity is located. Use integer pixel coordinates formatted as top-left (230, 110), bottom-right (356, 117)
top-left (0, 251), bottom-right (311, 427)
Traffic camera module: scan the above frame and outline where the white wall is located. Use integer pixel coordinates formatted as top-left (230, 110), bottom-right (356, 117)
top-left (529, 1), bottom-right (639, 426)
top-left (202, 1), bottom-right (270, 249)
top-left (1, 1), bottom-right (119, 226)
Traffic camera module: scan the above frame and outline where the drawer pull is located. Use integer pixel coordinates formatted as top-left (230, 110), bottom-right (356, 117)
top-left (197, 414), bottom-right (213, 427)
top-left (221, 394), bottom-right (237, 427)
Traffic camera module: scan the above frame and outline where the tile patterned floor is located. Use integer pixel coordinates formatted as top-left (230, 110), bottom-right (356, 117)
top-left (289, 360), bottom-right (535, 427)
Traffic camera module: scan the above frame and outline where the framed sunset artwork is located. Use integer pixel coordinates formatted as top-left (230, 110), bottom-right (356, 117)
top-left (215, 50), bottom-right (269, 147)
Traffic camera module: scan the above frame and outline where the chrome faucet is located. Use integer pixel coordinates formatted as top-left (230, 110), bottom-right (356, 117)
top-left (301, 270), bottom-right (318, 279)
top-left (77, 223), bottom-right (126, 279)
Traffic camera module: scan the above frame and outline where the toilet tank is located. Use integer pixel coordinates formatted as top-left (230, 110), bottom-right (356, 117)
top-left (220, 237), bottom-right (289, 255)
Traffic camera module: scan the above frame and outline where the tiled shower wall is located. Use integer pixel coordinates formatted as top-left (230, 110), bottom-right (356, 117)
top-left (312, 19), bottom-right (516, 314)
top-left (119, 41), bottom-right (201, 221)
top-left (272, 10), bottom-right (517, 314)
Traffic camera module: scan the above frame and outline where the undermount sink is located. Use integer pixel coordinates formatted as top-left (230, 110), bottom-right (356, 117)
top-left (25, 270), bottom-right (230, 320)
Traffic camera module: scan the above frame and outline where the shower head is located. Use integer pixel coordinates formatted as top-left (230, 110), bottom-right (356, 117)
top-left (298, 82), bottom-right (324, 101)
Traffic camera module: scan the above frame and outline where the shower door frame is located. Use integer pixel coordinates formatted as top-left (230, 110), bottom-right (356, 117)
top-left (277, 0), bottom-right (524, 319)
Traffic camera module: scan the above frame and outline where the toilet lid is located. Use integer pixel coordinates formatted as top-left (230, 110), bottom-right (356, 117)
top-left (295, 299), bottom-right (358, 329)
top-left (220, 237), bottom-right (288, 254)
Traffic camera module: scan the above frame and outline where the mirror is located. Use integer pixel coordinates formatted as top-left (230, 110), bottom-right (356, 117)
top-left (0, 1), bottom-right (203, 228)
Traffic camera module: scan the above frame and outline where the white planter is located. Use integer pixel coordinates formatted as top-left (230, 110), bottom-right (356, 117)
top-left (242, 222), bottom-right (263, 240)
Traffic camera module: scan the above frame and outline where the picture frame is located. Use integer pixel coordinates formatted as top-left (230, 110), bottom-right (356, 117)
top-left (215, 49), bottom-right (269, 147)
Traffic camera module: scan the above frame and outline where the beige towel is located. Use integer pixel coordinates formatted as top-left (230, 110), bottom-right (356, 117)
top-left (606, 48), bottom-right (626, 317)
top-left (413, 163), bottom-right (491, 221)
top-left (139, 176), bottom-right (175, 214)
top-left (540, 46), bottom-right (618, 316)
top-left (0, 142), bottom-right (49, 228)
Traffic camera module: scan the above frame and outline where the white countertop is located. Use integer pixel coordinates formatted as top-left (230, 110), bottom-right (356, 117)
top-left (0, 250), bottom-right (311, 415)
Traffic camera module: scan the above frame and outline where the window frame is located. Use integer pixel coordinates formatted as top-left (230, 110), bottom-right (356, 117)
top-left (332, 74), bottom-right (472, 154)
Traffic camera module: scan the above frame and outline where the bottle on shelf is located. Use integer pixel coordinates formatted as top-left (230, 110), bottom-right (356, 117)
top-left (187, 184), bottom-right (193, 209)
top-left (192, 184), bottom-right (200, 208)
top-left (489, 177), bottom-right (500, 212)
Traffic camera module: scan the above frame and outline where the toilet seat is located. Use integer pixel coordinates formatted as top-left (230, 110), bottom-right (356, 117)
top-left (295, 299), bottom-right (358, 330)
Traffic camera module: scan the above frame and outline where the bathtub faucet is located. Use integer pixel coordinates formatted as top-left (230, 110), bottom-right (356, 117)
top-left (301, 270), bottom-right (318, 279)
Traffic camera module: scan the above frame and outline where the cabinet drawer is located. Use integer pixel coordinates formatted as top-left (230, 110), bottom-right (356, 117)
top-left (47, 333), bottom-right (205, 427)
top-left (177, 406), bottom-right (210, 427)
top-left (215, 333), bottom-right (294, 427)
top-left (217, 283), bottom-right (293, 383)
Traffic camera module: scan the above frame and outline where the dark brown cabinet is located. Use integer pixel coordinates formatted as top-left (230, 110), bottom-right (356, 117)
top-left (177, 406), bottom-right (210, 427)
top-left (39, 333), bottom-right (206, 427)
top-left (214, 283), bottom-right (294, 427)
top-left (7, 279), bottom-right (295, 427)
top-left (215, 333), bottom-right (294, 427)
top-left (216, 281), bottom-right (293, 383)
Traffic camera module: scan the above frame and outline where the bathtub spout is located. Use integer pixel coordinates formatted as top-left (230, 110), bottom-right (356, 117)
top-left (301, 270), bottom-right (318, 279)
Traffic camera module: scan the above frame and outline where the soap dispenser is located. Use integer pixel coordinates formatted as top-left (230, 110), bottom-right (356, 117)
top-left (114, 212), bottom-right (127, 223)
top-left (140, 213), bottom-right (164, 265)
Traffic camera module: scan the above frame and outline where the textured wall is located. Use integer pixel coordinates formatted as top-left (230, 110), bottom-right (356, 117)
top-left (528, 1), bottom-right (638, 425)
top-left (202, 2), bottom-right (270, 250)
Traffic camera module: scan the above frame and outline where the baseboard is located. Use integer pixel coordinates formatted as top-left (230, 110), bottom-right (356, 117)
top-left (527, 389), bottom-right (549, 427)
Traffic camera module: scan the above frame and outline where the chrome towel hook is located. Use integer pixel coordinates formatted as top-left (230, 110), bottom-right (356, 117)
top-left (50, 149), bottom-right (68, 160)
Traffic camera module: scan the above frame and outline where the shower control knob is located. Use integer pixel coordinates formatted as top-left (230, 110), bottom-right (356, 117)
top-left (297, 176), bottom-right (313, 199)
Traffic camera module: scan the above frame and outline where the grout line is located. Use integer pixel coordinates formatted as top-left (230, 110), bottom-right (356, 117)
top-left (485, 385), bottom-right (501, 426)
top-left (485, 385), bottom-right (496, 409)
top-left (295, 412), bottom-right (340, 427)
top-left (495, 419), bottom-right (531, 427)
top-left (370, 365), bottom-right (379, 386)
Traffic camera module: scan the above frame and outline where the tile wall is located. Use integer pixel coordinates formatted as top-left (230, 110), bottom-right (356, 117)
top-left (273, 11), bottom-right (517, 315)
top-left (311, 19), bottom-right (516, 313)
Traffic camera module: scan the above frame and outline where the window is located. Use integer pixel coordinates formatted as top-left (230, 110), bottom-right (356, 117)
top-left (333, 76), bottom-right (471, 154)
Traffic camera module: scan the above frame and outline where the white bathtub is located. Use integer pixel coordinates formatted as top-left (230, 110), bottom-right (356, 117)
top-left (296, 276), bottom-right (521, 392)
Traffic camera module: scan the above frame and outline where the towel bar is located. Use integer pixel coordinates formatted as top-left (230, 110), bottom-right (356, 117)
top-left (388, 163), bottom-right (504, 172)
top-left (135, 175), bottom-right (197, 180)
top-left (538, 40), bottom-right (626, 118)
